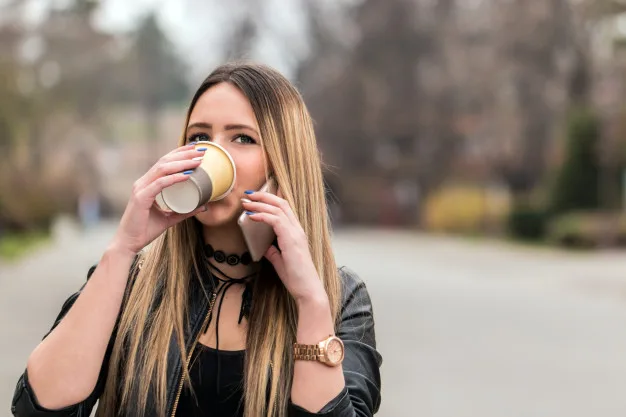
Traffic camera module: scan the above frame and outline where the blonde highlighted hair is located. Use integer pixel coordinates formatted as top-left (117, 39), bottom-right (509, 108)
top-left (96, 63), bottom-right (341, 417)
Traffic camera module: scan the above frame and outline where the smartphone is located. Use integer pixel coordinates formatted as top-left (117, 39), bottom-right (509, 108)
top-left (238, 177), bottom-right (278, 262)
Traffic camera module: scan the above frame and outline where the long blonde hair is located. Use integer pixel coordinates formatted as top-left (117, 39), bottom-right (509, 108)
top-left (96, 63), bottom-right (341, 417)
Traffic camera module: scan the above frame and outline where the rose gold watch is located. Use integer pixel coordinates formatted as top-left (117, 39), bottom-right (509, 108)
top-left (293, 335), bottom-right (345, 367)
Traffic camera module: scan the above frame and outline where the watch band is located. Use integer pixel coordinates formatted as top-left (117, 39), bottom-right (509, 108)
top-left (293, 343), bottom-right (322, 361)
top-left (294, 335), bottom-right (345, 367)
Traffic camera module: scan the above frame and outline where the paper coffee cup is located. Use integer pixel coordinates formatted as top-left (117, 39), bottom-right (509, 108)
top-left (160, 141), bottom-right (236, 214)
top-left (155, 192), bottom-right (172, 212)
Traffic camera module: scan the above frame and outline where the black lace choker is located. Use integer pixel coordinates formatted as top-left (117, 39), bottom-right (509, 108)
top-left (204, 243), bottom-right (252, 266)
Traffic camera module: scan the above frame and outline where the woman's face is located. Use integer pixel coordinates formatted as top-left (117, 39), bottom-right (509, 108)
top-left (185, 82), bottom-right (267, 227)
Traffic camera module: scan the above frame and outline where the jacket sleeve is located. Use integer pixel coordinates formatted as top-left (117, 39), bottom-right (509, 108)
top-left (289, 266), bottom-right (383, 417)
top-left (11, 259), bottom-right (138, 417)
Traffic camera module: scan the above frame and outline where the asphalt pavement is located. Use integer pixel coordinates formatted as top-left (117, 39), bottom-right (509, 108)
top-left (2, 223), bottom-right (626, 416)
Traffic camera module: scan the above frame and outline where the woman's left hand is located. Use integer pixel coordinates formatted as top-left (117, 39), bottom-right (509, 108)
top-left (241, 191), bottom-right (326, 304)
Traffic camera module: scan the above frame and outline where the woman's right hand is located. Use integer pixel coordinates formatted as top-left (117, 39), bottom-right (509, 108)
top-left (110, 143), bottom-right (208, 255)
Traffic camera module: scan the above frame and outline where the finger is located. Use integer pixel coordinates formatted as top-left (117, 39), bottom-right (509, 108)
top-left (241, 199), bottom-right (282, 216)
top-left (153, 144), bottom-right (195, 163)
top-left (138, 172), bottom-right (193, 201)
top-left (264, 245), bottom-right (285, 277)
top-left (247, 211), bottom-right (305, 249)
top-left (244, 191), bottom-right (299, 224)
top-left (135, 148), bottom-right (205, 189)
top-left (245, 190), bottom-right (283, 205)
top-left (244, 211), bottom-right (283, 231)
top-left (171, 143), bottom-right (198, 153)
top-left (153, 159), bottom-right (203, 178)
top-left (160, 146), bottom-right (207, 164)
top-left (149, 203), bottom-right (179, 226)
top-left (156, 143), bottom-right (198, 162)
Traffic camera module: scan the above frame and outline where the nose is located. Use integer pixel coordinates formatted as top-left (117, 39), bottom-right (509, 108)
top-left (209, 131), bottom-right (229, 147)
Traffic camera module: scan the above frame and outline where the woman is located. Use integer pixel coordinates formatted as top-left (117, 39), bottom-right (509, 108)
top-left (12, 63), bottom-right (382, 417)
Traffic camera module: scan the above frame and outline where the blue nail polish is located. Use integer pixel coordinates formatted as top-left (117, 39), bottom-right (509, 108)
top-left (190, 141), bottom-right (197, 145)
top-left (245, 211), bottom-right (255, 215)
top-left (244, 190), bottom-right (254, 195)
top-left (196, 147), bottom-right (207, 151)
top-left (183, 170), bottom-right (193, 175)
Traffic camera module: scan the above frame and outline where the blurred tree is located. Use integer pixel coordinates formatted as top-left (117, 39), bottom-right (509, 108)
top-left (0, 26), bottom-right (22, 156)
top-left (298, 0), bottom-right (463, 225)
top-left (130, 14), bottom-right (189, 107)
top-left (224, 14), bottom-right (256, 60)
top-left (493, 0), bottom-right (586, 194)
top-left (110, 13), bottom-right (189, 160)
top-left (40, 0), bottom-right (113, 120)
top-left (19, 0), bottom-right (118, 176)
top-left (296, 0), bottom-right (608, 226)
top-left (549, 107), bottom-right (601, 215)
top-left (0, 0), bottom-right (190, 232)
top-left (575, 0), bottom-right (626, 211)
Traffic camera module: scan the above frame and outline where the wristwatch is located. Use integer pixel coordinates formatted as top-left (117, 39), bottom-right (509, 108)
top-left (293, 335), bottom-right (345, 367)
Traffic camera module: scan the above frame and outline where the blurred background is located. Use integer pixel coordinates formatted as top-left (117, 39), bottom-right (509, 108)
top-left (2, 0), bottom-right (626, 416)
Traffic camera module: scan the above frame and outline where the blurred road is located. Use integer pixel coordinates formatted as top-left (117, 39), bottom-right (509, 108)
top-left (2, 224), bottom-right (626, 416)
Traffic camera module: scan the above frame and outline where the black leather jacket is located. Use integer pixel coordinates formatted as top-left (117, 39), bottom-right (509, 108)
top-left (11, 264), bottom-right (382, 417)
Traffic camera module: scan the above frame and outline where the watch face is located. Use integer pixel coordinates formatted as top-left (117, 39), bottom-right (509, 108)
top-left (326, 338), bottom-right (344, 365)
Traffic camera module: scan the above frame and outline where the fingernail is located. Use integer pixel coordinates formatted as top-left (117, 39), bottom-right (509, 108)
top-left (192, 156), bottom-right (203, 161)
top-left (245, 211), bottom-right (255, 215)
top-left (244, 190), bottom-right (254, 195)
top-left (183, 170), bottom-right (194, 175)
top-left (196, 147), bottom-right (207, 151)
top-left (241, 198), bottom-right (251, 203)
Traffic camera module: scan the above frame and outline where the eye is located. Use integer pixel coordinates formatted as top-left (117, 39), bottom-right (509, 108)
top-left (187, 133), bottom-right (210, 143)
top-left (233, 134), bottom-right (257, 145)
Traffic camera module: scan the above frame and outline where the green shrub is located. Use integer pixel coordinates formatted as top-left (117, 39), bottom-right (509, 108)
top-left (549, 107), bottom-right (601, 215)
top-left (507, 206), bottom-right (548, 241)
top-left (0, 231), bottom-right (50, 261)
top-left (547, 212), bottom-right (626, 248)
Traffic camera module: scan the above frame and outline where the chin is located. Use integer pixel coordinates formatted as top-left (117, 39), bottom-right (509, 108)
top-left (194, 197), bottom-right (242, 228)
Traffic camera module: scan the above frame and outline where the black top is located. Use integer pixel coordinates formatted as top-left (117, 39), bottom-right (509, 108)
top-left (175, 344), bottom-right (246, 417)
top-left (174, 343), bottom-right (348, 417)
top-left (174, 261), bottom-right (351, 416)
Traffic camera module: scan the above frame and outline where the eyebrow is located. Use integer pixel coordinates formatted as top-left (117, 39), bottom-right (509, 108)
top-left (186, 122), bottom-right (259, 136)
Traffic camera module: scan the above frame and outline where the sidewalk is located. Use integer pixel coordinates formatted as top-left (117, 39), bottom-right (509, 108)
top-left (0, 221), bottom-right (118, 411)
